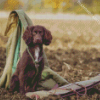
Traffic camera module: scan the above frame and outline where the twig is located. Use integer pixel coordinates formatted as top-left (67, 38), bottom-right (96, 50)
top-left (63, 62), bottom-right (71, 70)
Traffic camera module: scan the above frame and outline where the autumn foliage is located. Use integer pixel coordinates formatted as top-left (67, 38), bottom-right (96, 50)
top-left (4, 0), bottom-right (23, 11)
top-left (1, 0), bottom-right (100, 14)
top-left (43, 0), bottom-right (72, 12)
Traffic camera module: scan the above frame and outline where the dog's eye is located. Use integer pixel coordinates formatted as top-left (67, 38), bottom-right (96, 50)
top-left (35, 31), bottom-right (37, 34)
top-left (39, 31), bottom-right (42, 33)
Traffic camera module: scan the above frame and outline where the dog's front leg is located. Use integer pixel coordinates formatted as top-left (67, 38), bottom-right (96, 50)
top-left (34, 62), bottom-right (44, 91)
top-left (33, 73), bottom-right (42, 91)
top-left (9, 74), bottom-right (19, 92)
top-left (19, 72), bottom-right (25, 94)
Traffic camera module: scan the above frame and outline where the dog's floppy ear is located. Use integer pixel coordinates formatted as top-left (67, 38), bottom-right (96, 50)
top-left (23, 26), bottom-right (34, 45)
top-left (43, 27), bottom-right (52, 45)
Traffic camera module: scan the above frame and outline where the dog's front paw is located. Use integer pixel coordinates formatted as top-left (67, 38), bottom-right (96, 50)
top-left (20, 88), bottom-right (25, 94)
top-left (20, 90), bottom-right (25, 94)
top-left (9, 88), bottom-right (13, 93)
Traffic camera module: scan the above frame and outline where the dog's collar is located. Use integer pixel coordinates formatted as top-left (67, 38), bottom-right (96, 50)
top-left (26, 47), bottom-right (43, 66)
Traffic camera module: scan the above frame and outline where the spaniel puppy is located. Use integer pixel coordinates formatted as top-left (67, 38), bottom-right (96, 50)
top-left (9, 25), bottom-right (52, 94)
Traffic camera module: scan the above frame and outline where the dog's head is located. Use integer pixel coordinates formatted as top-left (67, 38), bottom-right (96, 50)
top-left (23, 25), bottom-right (52, 46)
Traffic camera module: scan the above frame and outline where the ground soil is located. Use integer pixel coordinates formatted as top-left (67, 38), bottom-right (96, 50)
top-left (0, 47), bottom-right (100, 100)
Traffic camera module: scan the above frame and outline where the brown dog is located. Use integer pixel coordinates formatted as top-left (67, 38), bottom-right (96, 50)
top-left (9, 25), bottom-right (52, 94)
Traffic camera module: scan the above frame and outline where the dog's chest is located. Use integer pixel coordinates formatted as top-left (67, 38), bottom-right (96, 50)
top-left (26, 70), bottom-right (35, 78)
top-left (24, 65), bottom-right (36, 78)
top-left (34, 47), bottom-right (40, 62)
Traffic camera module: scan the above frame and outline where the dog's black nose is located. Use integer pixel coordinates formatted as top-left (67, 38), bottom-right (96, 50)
top-left (36, 38), bottom-right (41, 41)
top-left (35, 38), bottom-right (42, 44)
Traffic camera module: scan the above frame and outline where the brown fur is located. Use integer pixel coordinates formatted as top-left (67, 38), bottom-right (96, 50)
top-left (9, 25), bottom-right (52, 94)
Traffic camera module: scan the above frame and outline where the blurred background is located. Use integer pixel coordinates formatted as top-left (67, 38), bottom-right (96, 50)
top-left (0, 0), bottom-right (100, 50)
top-left (0, 0), bottom-right (100, 14)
